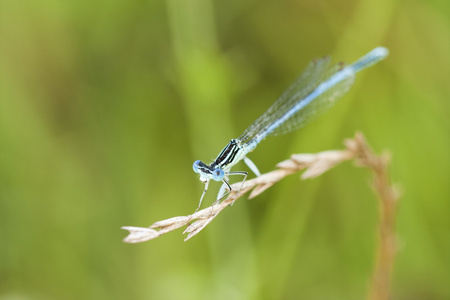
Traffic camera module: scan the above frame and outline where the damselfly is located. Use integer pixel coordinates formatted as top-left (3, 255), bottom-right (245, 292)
top-left (193, 47), bottom-right (389, 210)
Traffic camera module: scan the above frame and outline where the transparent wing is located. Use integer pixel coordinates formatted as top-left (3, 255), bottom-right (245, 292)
top-left (268, 65), bottom-right (355, 136)
top-left (238, 58), bottom-right (355, 144)
top-left (238, 56), bottom-right (332, 144)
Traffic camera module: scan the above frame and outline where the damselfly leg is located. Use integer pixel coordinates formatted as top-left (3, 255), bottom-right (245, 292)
top-left (213, 171), bottom-right (248, 206)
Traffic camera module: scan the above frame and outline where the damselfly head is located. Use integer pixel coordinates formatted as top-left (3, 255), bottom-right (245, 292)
top-left (193, 160), bottom-right (225, 183)
top-left (199, 175), bottom-right (209, 184)
top-left (212, 168), bottom-right (225, 181)
top-left (193, 160), bottom-right (202, 173)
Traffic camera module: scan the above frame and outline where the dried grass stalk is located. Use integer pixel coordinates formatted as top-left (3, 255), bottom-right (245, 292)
top-left (122, 132), bottom-right (400, 299)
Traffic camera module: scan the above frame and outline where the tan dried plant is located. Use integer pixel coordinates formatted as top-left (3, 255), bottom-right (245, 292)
top-left (122, 132), bottom-right (400, 300)
top-left (123, 133), bottom-right (399, 238)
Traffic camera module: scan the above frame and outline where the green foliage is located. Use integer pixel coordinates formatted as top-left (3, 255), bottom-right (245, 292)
top-left (1, 0), bottom-right (449, 299)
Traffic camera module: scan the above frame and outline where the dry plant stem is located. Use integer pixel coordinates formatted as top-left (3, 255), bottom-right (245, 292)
top-left (122, 146), bottom-right (355, 242)
top-left (122, 132), bottom-right (399, 299)
top-left (122, 133), bottom-right (399, 299)
top-left (348, 139), bottom-right (400, 300)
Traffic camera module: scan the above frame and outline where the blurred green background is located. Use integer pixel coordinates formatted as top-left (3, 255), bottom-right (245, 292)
top-left (1, 0), bottom-right (449, 299)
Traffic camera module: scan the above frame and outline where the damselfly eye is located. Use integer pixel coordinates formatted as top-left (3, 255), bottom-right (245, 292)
top-left (212, 169), bottom-right (225, 181)
top-left (193, 160), bottom-right (201, 173)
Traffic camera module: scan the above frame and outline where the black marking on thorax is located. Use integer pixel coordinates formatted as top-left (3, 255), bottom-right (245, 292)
top-left (211, 139), bottom-right (241, 169)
